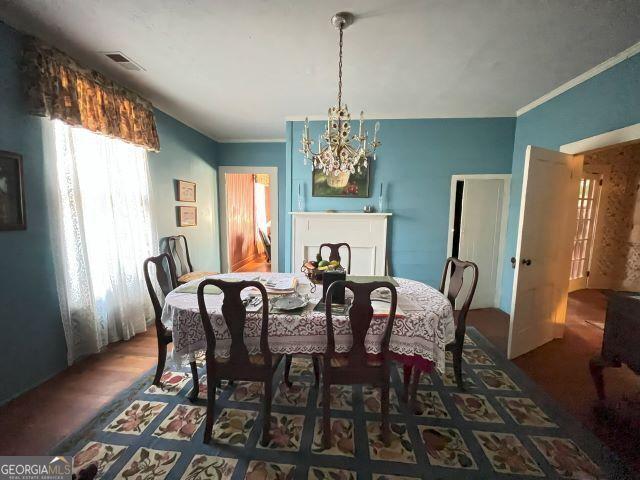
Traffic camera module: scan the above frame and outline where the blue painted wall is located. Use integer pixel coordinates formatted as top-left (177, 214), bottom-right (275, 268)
top-left (500, 53), bottom-right (640, 312)
top-left (0, 22), bottom-right (220, 405)
top-left (149, 110), bottom-right (220, 272)
top-left (0, 22), bottom-right (68, 405)
top-left (216, 142), bottom-right (286, 272)
top-left (286, 118), bottom-right (516, 287)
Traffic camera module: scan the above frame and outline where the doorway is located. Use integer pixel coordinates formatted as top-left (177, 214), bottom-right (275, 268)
top-left (218, 166), bottom-right (279, 273)
top-left (508, 123), bottom-right (640, 359)
top-left (447, 174), bottom-right (510, 309)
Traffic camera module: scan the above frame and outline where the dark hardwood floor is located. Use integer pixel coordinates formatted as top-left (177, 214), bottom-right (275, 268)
top-left (0, 328), bottom-right (159, 455)
top-left (0, 288), bottom-right (638, 472)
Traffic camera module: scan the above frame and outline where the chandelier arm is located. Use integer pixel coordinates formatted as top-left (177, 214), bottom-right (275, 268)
top-left (337, 25), bottom-right (343, 110)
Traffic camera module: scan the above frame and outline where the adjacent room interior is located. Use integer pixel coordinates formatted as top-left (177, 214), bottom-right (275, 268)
top-left (0, 1), bottom-right (639, 478)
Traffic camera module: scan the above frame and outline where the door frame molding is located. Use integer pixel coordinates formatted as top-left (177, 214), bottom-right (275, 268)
top-left (218, 166), bottom-right (279, 273)
top-left (446, 174), bottom-right (511, 308)
top-left (560, 123), bottom-right (640, 155)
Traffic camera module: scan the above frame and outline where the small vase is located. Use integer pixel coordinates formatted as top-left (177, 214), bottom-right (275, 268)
top-left (378, 193), bottom-right (385, 213)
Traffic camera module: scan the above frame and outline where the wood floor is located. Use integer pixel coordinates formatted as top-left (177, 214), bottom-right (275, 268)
top-left (0, 329), bottom-right (159, 455)
top-left (468, 289), bottom-right (640, 472)
top-left (1, 289), bottom-right (638, 472)
top-left (235, 257), bottom-right (271, 272)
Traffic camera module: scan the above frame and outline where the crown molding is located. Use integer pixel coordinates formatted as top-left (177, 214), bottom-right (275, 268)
top-left (516, 40), bottom-right (640, 117)
top-left (284, 113), bottom-right (512, 121)
top-left (215, 138), bottom-right (286, 143)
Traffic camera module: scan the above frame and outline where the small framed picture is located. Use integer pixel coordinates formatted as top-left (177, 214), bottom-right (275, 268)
top-left (177, 180), bottom-right (196, 202)
top-left (178, 206), bottom-right (197, 227)
top-left (0, 151), bottom-right (26, 231)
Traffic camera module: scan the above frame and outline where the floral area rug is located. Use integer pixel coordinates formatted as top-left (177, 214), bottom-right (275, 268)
top-left (54, 328), bottom-right (629, 479)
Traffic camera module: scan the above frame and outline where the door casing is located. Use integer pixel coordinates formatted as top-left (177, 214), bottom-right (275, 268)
top-left (446, 174), bottom-right (511, 309)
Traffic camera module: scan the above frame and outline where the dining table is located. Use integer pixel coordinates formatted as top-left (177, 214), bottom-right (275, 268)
top-left (161, 272), bottom-right (455, 374)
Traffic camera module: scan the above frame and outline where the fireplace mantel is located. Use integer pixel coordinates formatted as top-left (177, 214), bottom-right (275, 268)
top-left (290, 211), bottom-right (392, 275)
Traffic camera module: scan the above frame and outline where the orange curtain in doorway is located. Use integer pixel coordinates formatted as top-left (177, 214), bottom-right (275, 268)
top-left (226, 174), bottom-right (257, 270)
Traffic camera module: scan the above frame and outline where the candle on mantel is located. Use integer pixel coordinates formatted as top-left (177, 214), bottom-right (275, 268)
top-left (379, 182), bottom-right (383, 197)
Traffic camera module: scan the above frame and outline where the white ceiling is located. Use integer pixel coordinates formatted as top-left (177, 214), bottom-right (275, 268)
top-left (1, 0), bottom-right (639, 141)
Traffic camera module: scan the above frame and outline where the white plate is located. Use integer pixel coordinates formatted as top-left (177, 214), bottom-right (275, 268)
top-left (270, 295), bottom-right (309, 311)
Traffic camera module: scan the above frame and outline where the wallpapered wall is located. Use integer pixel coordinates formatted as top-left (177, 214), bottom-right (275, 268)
top-left (500, 52), bottom-right (640, 312)
top-left (585, 143), bottom-right (640, 291)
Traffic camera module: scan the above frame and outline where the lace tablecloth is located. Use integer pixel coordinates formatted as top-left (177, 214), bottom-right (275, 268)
top-left (161, 272), bottom-right (455, 373)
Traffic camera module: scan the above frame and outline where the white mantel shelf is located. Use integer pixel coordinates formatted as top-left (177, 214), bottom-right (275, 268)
top-left (290, 211), bottom-right (391, 275)
top-left (290, 212), bottom-right (392, 216)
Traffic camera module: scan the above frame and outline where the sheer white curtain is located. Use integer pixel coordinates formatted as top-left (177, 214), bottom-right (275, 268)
top-left (47, 120), bottom-right (156, 364)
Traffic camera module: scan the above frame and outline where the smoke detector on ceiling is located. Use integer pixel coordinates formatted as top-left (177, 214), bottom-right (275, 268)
top-left (102, 51), bottom-right (144, 71)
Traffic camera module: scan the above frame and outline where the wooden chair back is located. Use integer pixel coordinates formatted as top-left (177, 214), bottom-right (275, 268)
top-left (197, 279), bottom-right (272, 368)
top-left (325, 280), bottom-right (397, 369)
top-left (258, 229), bottom-right (271, 262)
top-left (439, 257), bottom-right (478, 337)
top-left (167, 235), bottom-right (194, 277)
top-left (319, 242), bottom-right (352, 274)
top-left (143, 253), bottom-right (177, 333)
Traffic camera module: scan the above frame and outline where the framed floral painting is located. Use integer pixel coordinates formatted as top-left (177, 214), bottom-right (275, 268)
top-left (0, 151), bottom-right (26, 231)
top-left (312, 163), bottom-right (371, 198)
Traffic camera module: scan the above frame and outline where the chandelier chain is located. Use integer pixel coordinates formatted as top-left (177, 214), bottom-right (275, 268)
top-left (337, 24), bottom-right (343, 109)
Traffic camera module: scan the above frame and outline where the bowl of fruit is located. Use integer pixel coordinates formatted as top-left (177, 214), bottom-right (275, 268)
top-left (301, 253), bottom-right (343, 283)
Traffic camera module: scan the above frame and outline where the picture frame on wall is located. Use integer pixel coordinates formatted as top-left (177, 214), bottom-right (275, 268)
top-left (312, 160), bottom-right (371, 198)
top-left (0, 151), bottom-right (26, 231)
top-left (178, 206), bottom-right (197, 227)
top-left (177, 180), bottom-right (196, 202)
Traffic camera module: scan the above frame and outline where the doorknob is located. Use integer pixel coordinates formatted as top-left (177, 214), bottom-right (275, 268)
top-left (521, 258), bottom-right (532, 266)
top-left (510, 257), bottom-right (516, 269)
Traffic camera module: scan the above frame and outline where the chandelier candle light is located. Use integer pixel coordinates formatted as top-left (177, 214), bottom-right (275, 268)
top-left (301, 12), bottom-right (381, 189)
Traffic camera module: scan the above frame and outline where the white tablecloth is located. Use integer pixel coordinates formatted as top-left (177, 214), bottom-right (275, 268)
top-left (161, 272), bottom-right (455, 373)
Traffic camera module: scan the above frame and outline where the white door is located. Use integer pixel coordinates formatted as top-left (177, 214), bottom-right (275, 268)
top-left (508, 146), bottom-right (582, 359)
top-left (568, 173), bottom-right (602, 292)
top-left (458, 178), bottom-right (507, 308)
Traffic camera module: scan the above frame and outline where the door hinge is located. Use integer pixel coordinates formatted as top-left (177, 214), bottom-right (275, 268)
top-left (586, 270), bottom-right (590, 277)
top-left (599, 178), bottom-right (603, 186)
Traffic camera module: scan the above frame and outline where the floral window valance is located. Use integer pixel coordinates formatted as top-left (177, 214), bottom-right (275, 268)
top-left (22, 37), bottom-right (160, 152)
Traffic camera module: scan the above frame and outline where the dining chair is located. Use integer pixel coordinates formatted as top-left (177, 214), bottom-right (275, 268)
top-left (258, 229), bottom-right (271, 263)
top-left (166, 234), bottom-right (217, 284)
top-left (403, 257), bottom-right (478, 410)
top-left (143, 253), bottom-right (200, 401)
top-left (197, 278), bottom-right (282, 445)
top-left (321, 280), bottom-right (398, 448)
top-left (318, 242), bottom-right (352, 274)
top-left (283, 242), bottom-right (351, 388)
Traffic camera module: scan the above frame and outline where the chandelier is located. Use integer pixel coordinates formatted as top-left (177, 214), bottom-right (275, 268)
top-left (301, 12), bottom-right (381, 180)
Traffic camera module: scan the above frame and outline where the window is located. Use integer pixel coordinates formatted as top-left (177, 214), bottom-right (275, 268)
top-left (51, 120), bottom-right (155, 362)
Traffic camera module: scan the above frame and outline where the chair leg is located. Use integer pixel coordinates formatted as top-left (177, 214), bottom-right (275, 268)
top-left (261, 378), bottom-right (273, 447)
top-left (401, 365), bottom-right (412, 403)
top-left (312, 356), bottom-right (321, 388)
top-left (410, 368), bottom-right (421, 415)
top-left (203, 369), bottom-right (216, 444)
top-left (188, 361), bottom-right (199, 402)
top-left (153, 341), bottom-right (167, 386)
top-left (453, 346), bottom-right (464, 391)
top-left (381, 382), bottom-right (391, 447)
top-left (284, 355), bottom-right (293, 387)
top-left (322, 379), bottom-right (331, 449)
